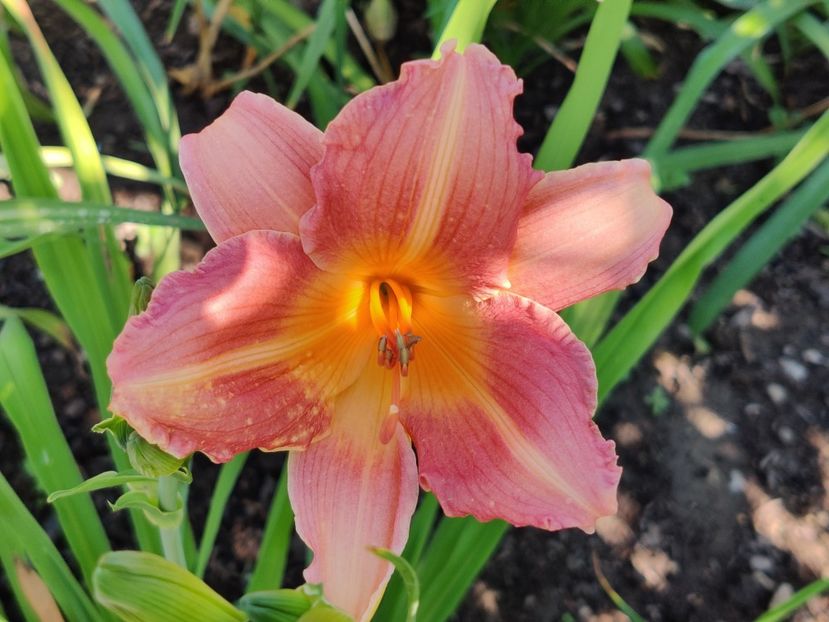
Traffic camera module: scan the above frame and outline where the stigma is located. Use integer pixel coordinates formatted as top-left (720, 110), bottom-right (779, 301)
top-left (368, 279), bottom-right (421, 377)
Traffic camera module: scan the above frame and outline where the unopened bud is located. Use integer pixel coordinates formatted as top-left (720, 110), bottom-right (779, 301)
top-left (365, 0), bottom-right (397, 43)
top-left (237, 589), bottom-right (311, 621)
top-left (126, 432), bottom-right (184, 477)
top-left (129, 276), bottom-right (155, 316)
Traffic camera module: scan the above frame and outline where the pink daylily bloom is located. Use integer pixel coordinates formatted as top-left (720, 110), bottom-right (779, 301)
top-left (108, 44), bottom-right (671, 621)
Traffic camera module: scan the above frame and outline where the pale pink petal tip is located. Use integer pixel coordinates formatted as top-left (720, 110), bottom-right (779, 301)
top-left (509, 158), bottom-right (672, 311)
top-left (180, 90), bottom-right (323, 242)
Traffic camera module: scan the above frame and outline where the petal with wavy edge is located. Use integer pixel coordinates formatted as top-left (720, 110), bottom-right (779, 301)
top-left (107, 231), bottom-right (375, 463)
top-left (401, 292), bottom-right (620, 531)
top-left (180, 91), bottom-right (323, 242)
top-left (289, 363), bottom-right (418, 622)
top-left (508, 159), bottom-right (672, 311)
top-left (300, 43), bottom-right (541, 293)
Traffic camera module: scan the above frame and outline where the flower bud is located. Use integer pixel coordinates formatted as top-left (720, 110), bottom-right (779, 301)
top-left (129, 276), bottom-right (155, 316)
top-left (365, 0), bottom-right (397, 43)
top-left (126, 431), bottom-right (185, 478)
top-left (237, 589), bottom-right (311, 621)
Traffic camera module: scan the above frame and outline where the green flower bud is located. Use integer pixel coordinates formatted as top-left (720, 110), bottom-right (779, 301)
top-left (129, 276), bottom-right (155, 316)
top-left (365, 0), bottom-right (397, 43)
top-left (238, 589), bottom-right (312, 621)
top-left (126, 431), bottom-right (185, 478)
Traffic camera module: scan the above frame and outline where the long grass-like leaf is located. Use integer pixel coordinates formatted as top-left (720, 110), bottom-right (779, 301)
top-left (755, 578), bottom-right (829, 622)
top-left (535, 0), bottom-right (632, 170)
top-left (0, 305), bottom-right (71, 348)
top-left (644, 0), bottom-right (817, 159)
top-left (432, 0), bottom-right (496, 56)
top-left (0, 198), bottom-right (205, 236)
top-left (0, 317), bottom-right (111, 587)
top-left (196, 453), bottom-right (249, 578)
top-left (246, 468), bottom-right (293, 592)
top-left (595, 109), bottom-right (829, 402)
top-left (286, 0), bottom-right (338, 108)
top-left (3, 0), bottom-right (132, 325)
top-left (0, 37), bottom-right (161, 557)
top-left (0, 470), bottom-right (105, 622)
top-left (689, 157), bottom-right (829, 334)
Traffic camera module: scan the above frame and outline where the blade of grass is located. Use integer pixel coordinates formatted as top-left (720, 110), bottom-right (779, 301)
top-left (643, 0), bottom-right (817, 159)
top-left (0, 470), bottom-right (105, 622)
top-left (594, 108), bottom-right (829, 403)
top-left (3, 0), bottom-right (132, 327)
top-left (195, 453), bottom-right (249, 578)
top-left (755, 578), bottom-right (829, 622)
top-left (413, 518), bottom-right (508, 622)
top-left (652, 128), bottom-right (807, 191)
top-left (0, 305), bottom-right (71, 348)
top-left (0, 39), bottom-right (161, 557)
top-left (0, 317), bottom-right (111, 587)
top-left (374, 493), bottom-right (438, 621)
top-left (432, 0), bottom-right (496, 56)
top-left (689, 157), bottom-right (829, 334)
top-left (246, 467), bottom-right (293, 592)
top-left (255, 0), bottom-right (374, 92)
top-left (0, 198), bottom-right (205, 236)
top-left (793, 11), bottom-right (829, 58)
top-left (286, 0), bottom-right (338, 108)
top-left (0, 147), bottom-right (188, 192)
top-left (535, 0), bottom-right (632, 171)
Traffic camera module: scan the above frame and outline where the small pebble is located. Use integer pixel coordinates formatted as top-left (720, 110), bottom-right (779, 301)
top-left (767, 383), bottom-right (788, 405)
top-left (780, 358), bottom-right (808, 383)
top-left (768, 583), bottom-right (795, 608)
top-left (750, 555), bottom-right (773, 572)
top-left (803, 349), bottom-right (825, 365)
top-left (728, 470), bottom-right (746, 494)
top-left (744, 403), bottom-right (762, 416)
top-left (777, 426), bottom-right (796, 445)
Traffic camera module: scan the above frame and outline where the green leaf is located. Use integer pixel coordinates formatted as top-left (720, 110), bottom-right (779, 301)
top-left (48, 471), bottom-right (162, 503)
top-left (0, 198), bottom-right (205, 237)
top-left (238, 590), bottom-right (312, 622)
top-left (247, 467), bottom-right (294, 592)
top-left (0, 316), bottom-right (110, 586)
top-left (196, 453), bottom-right (249, 578)
top-left (595, 108), bottom-right (829, 403)
top-left (0, 304), bottom-right (72, 348)
top-left (432, 0), bottom-right (496, 56)
top-left (689, 157), bottom-right (829, 334)
top-left (0, 470), bottom-right (104, 622)
top-left (296, 605), bottom-right (351, 622)
top-left (0, 12), bottom-right (161, 558)
top-left (644, 0), bottom-right (818, 159)
top-left (535, 0), bottom-right (632, 171)
top-left (371, 549), bottom-right (419, 622)
top-left (93, 551), bottom-right (247, 622)
top-left (286, 0), bottom-right (338, 109)
top-left (126, 433), bottom-right (186, 478)
top-left (755, 578), bottom-right (829, 622)
top-left (109, 490), bottom-right (184, 530)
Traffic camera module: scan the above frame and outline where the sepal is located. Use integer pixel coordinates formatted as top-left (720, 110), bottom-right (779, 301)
top-left (93, 551), bottom-right (246, 622)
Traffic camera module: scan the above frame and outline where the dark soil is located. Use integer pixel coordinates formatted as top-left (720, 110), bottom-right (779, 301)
top-left (2, 1), bottom-right (828, 621)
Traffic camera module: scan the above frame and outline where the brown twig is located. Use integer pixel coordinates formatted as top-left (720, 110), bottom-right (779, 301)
top-left (606, 95), bottom-right (829, 142)
top-left (346, 8), bottom-right (393, 83)
top-left (501, 21), bottom-right (578, 73)
top-left (206, 24), bottom-right (315, 97)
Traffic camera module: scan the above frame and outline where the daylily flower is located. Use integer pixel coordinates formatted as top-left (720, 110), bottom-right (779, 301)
top-left (108, 44), bottom-right (671, 621)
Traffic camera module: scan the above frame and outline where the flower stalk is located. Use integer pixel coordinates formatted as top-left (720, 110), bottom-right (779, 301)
top-left (156, 475), bottom-right (186, 568)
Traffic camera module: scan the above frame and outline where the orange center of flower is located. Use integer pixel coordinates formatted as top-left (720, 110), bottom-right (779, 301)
top-left (368, 278), bottom-right (421, 443)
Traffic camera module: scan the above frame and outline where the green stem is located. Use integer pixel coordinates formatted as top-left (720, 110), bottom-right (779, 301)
top-left (157, 476), bottom-right (186, 567)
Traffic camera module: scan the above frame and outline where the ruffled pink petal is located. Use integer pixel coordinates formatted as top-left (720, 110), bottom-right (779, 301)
top-left (107, 231), bottom-right (375, 463)
top-left (300, 43), bottom-right (541, 293)
top-left (180, 91), bottom-right (323, 242)
top-left (402, 292), bottom-right (620, 532)
top-left (289, 364), bottom-right (418, 621)
top-left (508, 159), bottom-right (672, 310)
